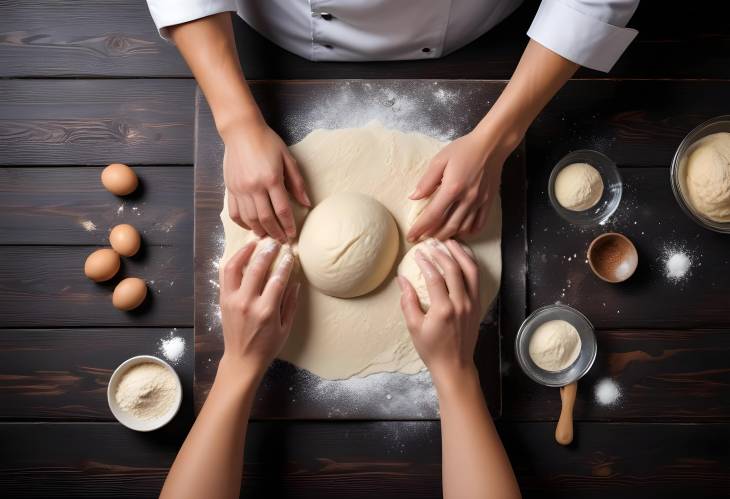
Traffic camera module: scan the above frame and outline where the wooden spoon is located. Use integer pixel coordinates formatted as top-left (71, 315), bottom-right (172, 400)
top-left (555, 381), bottom-right (577, 445)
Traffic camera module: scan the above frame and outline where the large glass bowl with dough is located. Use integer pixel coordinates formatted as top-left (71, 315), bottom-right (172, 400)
top-left (671, 115), bottom-right (730, 233)
top-left (219, 122), bottom-right (503, 380)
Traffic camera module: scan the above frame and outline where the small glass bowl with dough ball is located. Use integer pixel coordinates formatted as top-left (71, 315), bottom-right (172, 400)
top-left (107, 355), bottom-right (182, 431)
top-left (671, 115), bottom-right (730, 233)
top-left (514, 304), bottom-right (597, 387)
top-left (548, 150), bottom-right (622, 226)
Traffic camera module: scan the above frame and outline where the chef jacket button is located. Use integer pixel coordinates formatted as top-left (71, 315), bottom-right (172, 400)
top-left (422, 47), bottom-right (432, 53)
top-left (320, 13), bottom-right (334, 20)
top-left (323, 43), bottom-right (334, 49)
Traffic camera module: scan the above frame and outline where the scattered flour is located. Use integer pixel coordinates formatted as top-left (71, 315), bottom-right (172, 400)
top-left (159, 330), bottom-right (186, 364)
top-left (661, 244), bottom-right (695, 283)
top-left (80, 220), bottom-right (97, 231)
top-left (306, 368), bottom-right (438, 418)
top-left (665, 252), bottom-right (691, 280)
top-left (283, 81), bottom-right (474, 143)
top-left (594, 378), bottom-right (621, 406)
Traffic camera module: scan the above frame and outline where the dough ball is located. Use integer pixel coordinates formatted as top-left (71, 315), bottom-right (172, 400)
top-left (397, 238), bottom-right (472, 311)
top-left (84, 248), bottom-right (120, 282)
top-left (298, 192), bottom-right (399, 298)
top-left (109, 224), bottom-right (141, 257)
top-left (113, 277), bottom-right (147, 311)
top-left (528, 319), bottom-right (582, 372)
top-left (685, 132), bottom-right (730, 222)
top-left (554, 162), bottom-right (604, 211)
top-left (101, 163), bottom-right (138, 196)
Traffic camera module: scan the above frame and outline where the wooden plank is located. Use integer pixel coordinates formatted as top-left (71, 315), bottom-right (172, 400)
top-left (0, 328), bottom-right (193, 421)
top-left (528, 80), bottom-right (730, 169)
top-left (527, 167), bottom-right (730, 329)
top-left (0, 422), bottom-right (727, 498)
top-left (0, 246), bottom-right (192, 327)
top-left (0, 0), bottom-right (190, 77)
top-left (0, 166), bottom-right (192, 245)
top-left (503, 329), bottom-right (730, 421)
top-left (194, 81), bottom-right (515, 419)
top-left (0, 79), bottom-right (195, 165)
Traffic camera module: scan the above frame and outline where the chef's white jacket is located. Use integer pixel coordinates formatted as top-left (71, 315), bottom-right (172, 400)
top-left (146, 0), bottom-right (639, 72)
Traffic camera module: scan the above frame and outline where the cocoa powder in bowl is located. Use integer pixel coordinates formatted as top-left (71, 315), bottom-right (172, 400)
top-left (587, 233), bottom-right (638, 283)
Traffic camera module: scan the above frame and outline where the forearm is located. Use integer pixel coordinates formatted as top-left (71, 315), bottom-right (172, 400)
top-left (169, 12), bottom-right (263, 137)
top-left (474, 39), bottom-right (579, 153)
top-left (160, 357), bottom-right (260, 499)
top-left (434, 366), bottom-right (520, 499)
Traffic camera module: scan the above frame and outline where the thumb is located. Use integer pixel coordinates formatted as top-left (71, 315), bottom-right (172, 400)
top-left (283, 154), bottom-right (312, 207)
top-left (410, 156), bottom-right (447, 200)
top-left (397, 276), bottom-right (424, 333)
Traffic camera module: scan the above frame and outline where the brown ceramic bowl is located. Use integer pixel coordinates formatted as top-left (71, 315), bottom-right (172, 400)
top-left (587, 233), bottom-right (638, 283)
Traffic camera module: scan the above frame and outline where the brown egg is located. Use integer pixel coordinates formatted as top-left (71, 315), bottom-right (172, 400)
top-left (109, 224), bottom-right (141, 257)
top-left (101, 163), bottom-right (138, 196)
top-left (112, 277), bottom-right (147, 311)
top-left (84, 248), bottom-right (121, 282)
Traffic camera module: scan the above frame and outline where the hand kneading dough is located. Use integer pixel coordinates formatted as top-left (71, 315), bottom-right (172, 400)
top-left (298, 192), bottom-right (399, 298)
top-left (683, 132), bottom-right (730, 222)
top-left (554, 162), bottom-right (604, 211)
top-left (398, 238), bottom-right (475, 312)
top-left (220, 122), bottom-right (502, 380)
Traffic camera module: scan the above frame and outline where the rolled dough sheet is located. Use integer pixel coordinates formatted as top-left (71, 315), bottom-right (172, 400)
top-left (221, 122), bottom-right (502, 380)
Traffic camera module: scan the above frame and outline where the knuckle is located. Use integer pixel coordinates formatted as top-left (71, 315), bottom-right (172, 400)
top-left (260, 172), bottom-right (280, 188)
top-left (444, 182), bottom-right (463, 197)
top-left (435, 304), bottom-right (454, 320)
top-left (258, 304), bottom-right (275, 319)
top-left (275, 205), bottom-right (292, 219)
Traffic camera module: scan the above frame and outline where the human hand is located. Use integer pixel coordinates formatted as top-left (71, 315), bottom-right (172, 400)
top-left (219, 239), bottom-right (300, 379)
top-left (407, 128), bottom-right (516, 242)
top-left (223, 121), bottom-right (311, 242)
top-left (397, 240), bottom-right (482, 383)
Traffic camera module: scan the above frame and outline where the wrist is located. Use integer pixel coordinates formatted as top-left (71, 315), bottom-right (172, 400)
top-left (216, 109), bottom-right (266, 143)
top-left (430, 361), bottom-right (480, 397)
top-left (472, 114), bottom-right (524, 159)
top-left (215, 354), bottom-right (266, 392)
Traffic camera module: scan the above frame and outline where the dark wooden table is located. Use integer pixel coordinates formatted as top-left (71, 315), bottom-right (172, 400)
top-left (1, 1), bottom-right (729, 498)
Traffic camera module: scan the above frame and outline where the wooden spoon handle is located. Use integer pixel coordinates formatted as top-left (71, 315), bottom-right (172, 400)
top-left (555, 381), bottom-right (578, 446)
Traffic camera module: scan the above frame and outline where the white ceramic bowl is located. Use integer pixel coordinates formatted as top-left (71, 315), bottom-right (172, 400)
top-left (107, 355), bottom-right (182, 431)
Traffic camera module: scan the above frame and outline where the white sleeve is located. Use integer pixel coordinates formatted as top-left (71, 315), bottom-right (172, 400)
top-left (527, 0), bottom-right (639, 72)
top-left (146, 0), bottom-right (238, 40)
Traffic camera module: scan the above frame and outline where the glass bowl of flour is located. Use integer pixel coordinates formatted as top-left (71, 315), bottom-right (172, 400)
top-left (515, 304), bottom-right (597, 388)
top-left (107, 355), bottom-right (182, 431)
top-left (548, 150), bottom-right (622, 226)
top-left (671, 115), bottom-right (730, 233)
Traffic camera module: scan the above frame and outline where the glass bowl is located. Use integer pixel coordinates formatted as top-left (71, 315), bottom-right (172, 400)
top-left (670, 115), bottom-right (730, 234)
top-left (548, 150), bottom-right (622, 226)
top-left (515, 304), bottom-right (597, 387)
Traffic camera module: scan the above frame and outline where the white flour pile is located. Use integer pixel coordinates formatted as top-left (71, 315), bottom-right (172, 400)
top-left (594, 378), bottom-right (621, 406)
top-left (159, 330), bottom-right (186, 364)
top-left (115, 363), bottom-right (178, 420)
top-left (661, 244), bottom-right (694, 283)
